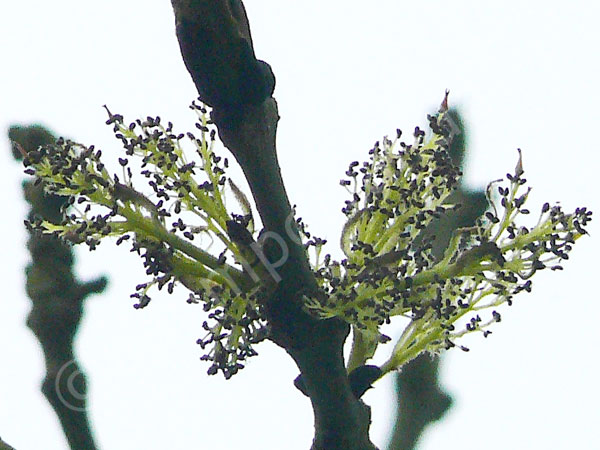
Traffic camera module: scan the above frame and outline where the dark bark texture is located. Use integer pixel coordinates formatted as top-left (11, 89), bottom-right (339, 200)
top-left (171, 1), bottom-right (377, 448)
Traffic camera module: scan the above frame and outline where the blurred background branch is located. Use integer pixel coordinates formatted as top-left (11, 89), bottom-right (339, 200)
top-left (388, 109), bottom-right (487, 449)
top-left (9, 125), bottom-right (108, 450)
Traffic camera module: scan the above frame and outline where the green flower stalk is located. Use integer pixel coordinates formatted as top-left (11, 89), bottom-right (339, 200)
top-left (21, 95), bottom-right (591, 382)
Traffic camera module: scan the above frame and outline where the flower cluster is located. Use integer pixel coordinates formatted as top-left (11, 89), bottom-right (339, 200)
top-left (22, 102), bottom-right (269, 378)
top-left (304, 100), bottom-right (592, 373)
top-left (21, 95), bottom-right (592, 379)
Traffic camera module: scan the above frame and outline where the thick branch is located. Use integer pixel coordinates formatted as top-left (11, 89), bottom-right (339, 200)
top-left (172, 0), bottom-right (274, 113)
top-left (171, 2), bottom-right (376, 448)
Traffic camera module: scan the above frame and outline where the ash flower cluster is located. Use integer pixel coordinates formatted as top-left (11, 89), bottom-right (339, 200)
top-left (22, 102), bottom-right (268, 378)
top-left (303, 103), bottom-right (592, 373)
top-left (21, 96), bottom-right (591, 379)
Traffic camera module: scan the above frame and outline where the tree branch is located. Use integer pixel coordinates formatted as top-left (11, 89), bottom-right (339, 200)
top-left (10, 126), bottom-right (107, 450)
top-left (387, 110), bottom-right (485, 449)
top-left (171, 1), bottom-right (377, 448)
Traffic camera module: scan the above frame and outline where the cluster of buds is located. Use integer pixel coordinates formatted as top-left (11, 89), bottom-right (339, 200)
top-left (304, 97), bottom-right (592, 373)
top-left (21, 102), bottom-right (269, 378)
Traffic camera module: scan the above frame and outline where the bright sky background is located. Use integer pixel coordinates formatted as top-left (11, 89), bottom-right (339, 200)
top-left (1, 1), bottom-right (598, 449)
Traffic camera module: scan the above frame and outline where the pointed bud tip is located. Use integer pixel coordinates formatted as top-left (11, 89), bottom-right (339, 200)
top-left (439, 90), bottom-right (450, 113)
top-left (515, 148), bottom-right (524, 177)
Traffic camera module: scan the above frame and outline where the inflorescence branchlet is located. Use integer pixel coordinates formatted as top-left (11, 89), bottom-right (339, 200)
top-left (21, 94), bottom-right (592, 380)
top-left (303, 94), bottom-right (592, 374)
top-left (22, 101), bottom-right (269, 378)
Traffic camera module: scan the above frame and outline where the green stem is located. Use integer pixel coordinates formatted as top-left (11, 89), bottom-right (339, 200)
top-left (347, 327), bottom-right (368, 372)
top-left (119, 206), bottom-right (251, 290)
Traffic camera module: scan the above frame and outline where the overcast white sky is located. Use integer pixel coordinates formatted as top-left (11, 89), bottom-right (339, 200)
top-left (1, 1), bottom-right (598, 449)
